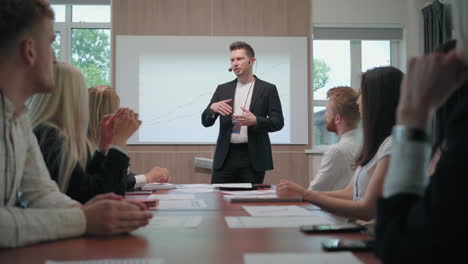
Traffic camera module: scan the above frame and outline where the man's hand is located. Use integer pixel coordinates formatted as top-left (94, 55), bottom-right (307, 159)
top-left (84, 193), bottom-right (123, 206)
top-left (231, 106), bottom-right (257, 126)
top-left (82, 199), bottom-right (152, 235)
top-left (397, 51), bottom-right (468, 129)
top-left (276, 179), bottom-right (307, 197)
top-left (145, 166), bottom-right (170, 183)
top-left (210, 99), bottom-right (232, 116)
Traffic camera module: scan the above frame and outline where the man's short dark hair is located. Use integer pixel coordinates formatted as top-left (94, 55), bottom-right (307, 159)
top-left (229, 41), bottom-right (255, 58)
top-left (0, 0), bottom-right (54, 52)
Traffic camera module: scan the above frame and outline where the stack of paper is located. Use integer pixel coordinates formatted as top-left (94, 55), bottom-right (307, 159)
top-left (141, 183), bottom-right (176, 191)
top-left (212, 183), bottom-right (253, 188)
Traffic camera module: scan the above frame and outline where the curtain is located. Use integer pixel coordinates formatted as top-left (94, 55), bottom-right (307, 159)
top-left (422, 0), bottom-right (452, 54)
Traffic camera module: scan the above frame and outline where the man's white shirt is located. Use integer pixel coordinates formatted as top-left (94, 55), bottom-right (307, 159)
top-left (308, 129), bottom-right (362, 191)
top-left (230, 80), bottom-right (255, 144)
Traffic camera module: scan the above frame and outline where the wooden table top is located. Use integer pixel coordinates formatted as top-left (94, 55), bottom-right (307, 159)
top-left (0, 188), bottom-right (380, 264)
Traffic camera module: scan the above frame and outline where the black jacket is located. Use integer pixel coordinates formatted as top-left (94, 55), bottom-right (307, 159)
top-left (375, 93), bottom-right (468, 262)
top-left (34, 124), bottom-right (129, 203)
top-left (201, 77), bottom-right (284, 171)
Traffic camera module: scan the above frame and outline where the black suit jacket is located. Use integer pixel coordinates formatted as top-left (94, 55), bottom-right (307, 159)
top-left (375, 93), bottom-right (468, 262)
top-left (34, 124), bottom-right (129, 203)
top-left (201, 77), bottom-right (284, 171)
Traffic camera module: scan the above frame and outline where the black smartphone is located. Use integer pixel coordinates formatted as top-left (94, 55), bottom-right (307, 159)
top-left (300, 223), bottom-right (366, 233)
top-left (321, 239), bottom-right (374, 252)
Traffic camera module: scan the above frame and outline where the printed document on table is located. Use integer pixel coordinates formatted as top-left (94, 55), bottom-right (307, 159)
top-left (175, 188), bottom-right (215, 194)
top-left (155, 199), bottom-right (207, 209)
top-left (212, 183), bottom-right (252, 188)
top-left (225, 216), bottom-right (333, 228)
top-left (46, 258), bottom-right (165, 264)
top-left (242, 205), bottom-right (315, 217)
top-left (148, 194), bottom-right (196, 200)
top-left (223, 194), bottom-right (302, 203)
top-left (176, 184), bottom-right (214, 189)
top-left (244, 252), bottom-right (363, 264)
top-left (222, 190), bottom-right (276, 195)
top-left (136, 216), bottom-right (203, 230)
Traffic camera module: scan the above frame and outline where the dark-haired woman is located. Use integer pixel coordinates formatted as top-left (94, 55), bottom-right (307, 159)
top-left (277, 66), bottom-right (403, 221)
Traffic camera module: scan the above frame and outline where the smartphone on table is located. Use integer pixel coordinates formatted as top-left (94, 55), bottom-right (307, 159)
top-left (300, 223), bottom-right (366, 233)
top-left (321, 239), bottom-right (374, 252)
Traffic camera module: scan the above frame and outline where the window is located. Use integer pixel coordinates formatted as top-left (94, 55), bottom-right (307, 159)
top-left (361, 40), bottom-right (391, 72)
top-left (72, 29), bottom-right (111, 87)
top-left (72, 5), bottom-right (111, 23)
top-left (312, 27), bottom-right (402, 146)
top-left (51, 3), bottom-right (111, 87)
top-left (51, 5), bottom-right (65, 22)
top-left (53, 32), bottom-right (61, 60)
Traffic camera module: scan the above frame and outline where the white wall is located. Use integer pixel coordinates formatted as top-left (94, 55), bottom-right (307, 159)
top-left (312, 0), bottom-right (428, 62)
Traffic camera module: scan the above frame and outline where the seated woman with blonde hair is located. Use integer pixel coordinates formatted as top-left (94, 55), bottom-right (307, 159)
top-left (277, 66), bottom-right (402, 221)
top-left (88, 85), bottom-right (170, 190)
top-left (28, 62), bottom-right (140, 203)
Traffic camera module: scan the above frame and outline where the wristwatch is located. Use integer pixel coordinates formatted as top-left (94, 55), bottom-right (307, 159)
top-left (392, 125), bottom-right (429, 142)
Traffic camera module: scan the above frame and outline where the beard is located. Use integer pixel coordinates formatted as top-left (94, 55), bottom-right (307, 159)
top-left (325, 118), bottom-right (337, 133)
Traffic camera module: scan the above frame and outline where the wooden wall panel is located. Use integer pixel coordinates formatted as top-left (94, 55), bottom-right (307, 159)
top-left (128, 150), bottom-right (309, 186)
top-left (128, 151), bottom-right (214, 184)
top-left (212, 0), bottom-right (308, 36)
top-left (113, 0), bottom-right (313, 185)
top-left (112, 0), bottom-right (212, 35)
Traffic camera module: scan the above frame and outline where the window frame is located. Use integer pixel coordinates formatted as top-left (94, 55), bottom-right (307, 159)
top-left (52, 3), bottom-right (112, 80)
top-left (311, 25), bottom-right (403, 148)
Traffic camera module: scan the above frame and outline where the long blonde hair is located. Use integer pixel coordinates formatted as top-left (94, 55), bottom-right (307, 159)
top-left (28, 62), bottom-right (89, 192)
top-left (87, 85), bottom-right (120, 152)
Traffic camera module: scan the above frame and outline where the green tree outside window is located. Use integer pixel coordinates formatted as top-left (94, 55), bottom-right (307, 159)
top-left (313, 58), bottom-right (330, 91)
top-left (72, 29), bottom-right (110, 87)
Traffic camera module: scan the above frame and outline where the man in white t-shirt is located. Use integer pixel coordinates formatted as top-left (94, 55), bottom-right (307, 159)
top-left (309, 87), bottom-right (361, 191)
top-left (202, 41), bottom-right (284, 184)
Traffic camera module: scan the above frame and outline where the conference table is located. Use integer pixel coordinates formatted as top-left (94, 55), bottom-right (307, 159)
top-left (0, 185), bottom-right (380, 264)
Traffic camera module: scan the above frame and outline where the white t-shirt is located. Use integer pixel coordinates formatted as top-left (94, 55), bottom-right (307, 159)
top-left (230, 80), bottom-right (255, 144)
top-left (353, 136), bottom-right (392, 200)
top-left (308, 129), bottom-right (362, 191)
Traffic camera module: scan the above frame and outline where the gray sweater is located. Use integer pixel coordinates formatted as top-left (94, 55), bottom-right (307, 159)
top-left (0, 97), bottom-right (85, 248)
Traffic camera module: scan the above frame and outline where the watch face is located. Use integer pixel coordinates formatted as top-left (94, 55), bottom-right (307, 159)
top-left (393, 125), bottom-right (428, 142)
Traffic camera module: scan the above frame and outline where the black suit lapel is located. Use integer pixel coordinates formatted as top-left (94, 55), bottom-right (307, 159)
top-left (249, 76), bottom-right (264, 111)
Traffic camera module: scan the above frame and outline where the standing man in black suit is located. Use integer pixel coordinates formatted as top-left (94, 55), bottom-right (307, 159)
top-left (202, 41), bottom-right (284, 184)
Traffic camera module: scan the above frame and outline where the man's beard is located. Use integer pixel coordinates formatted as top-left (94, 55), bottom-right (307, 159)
top-left (326, 118), bottom-right (336, 133)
